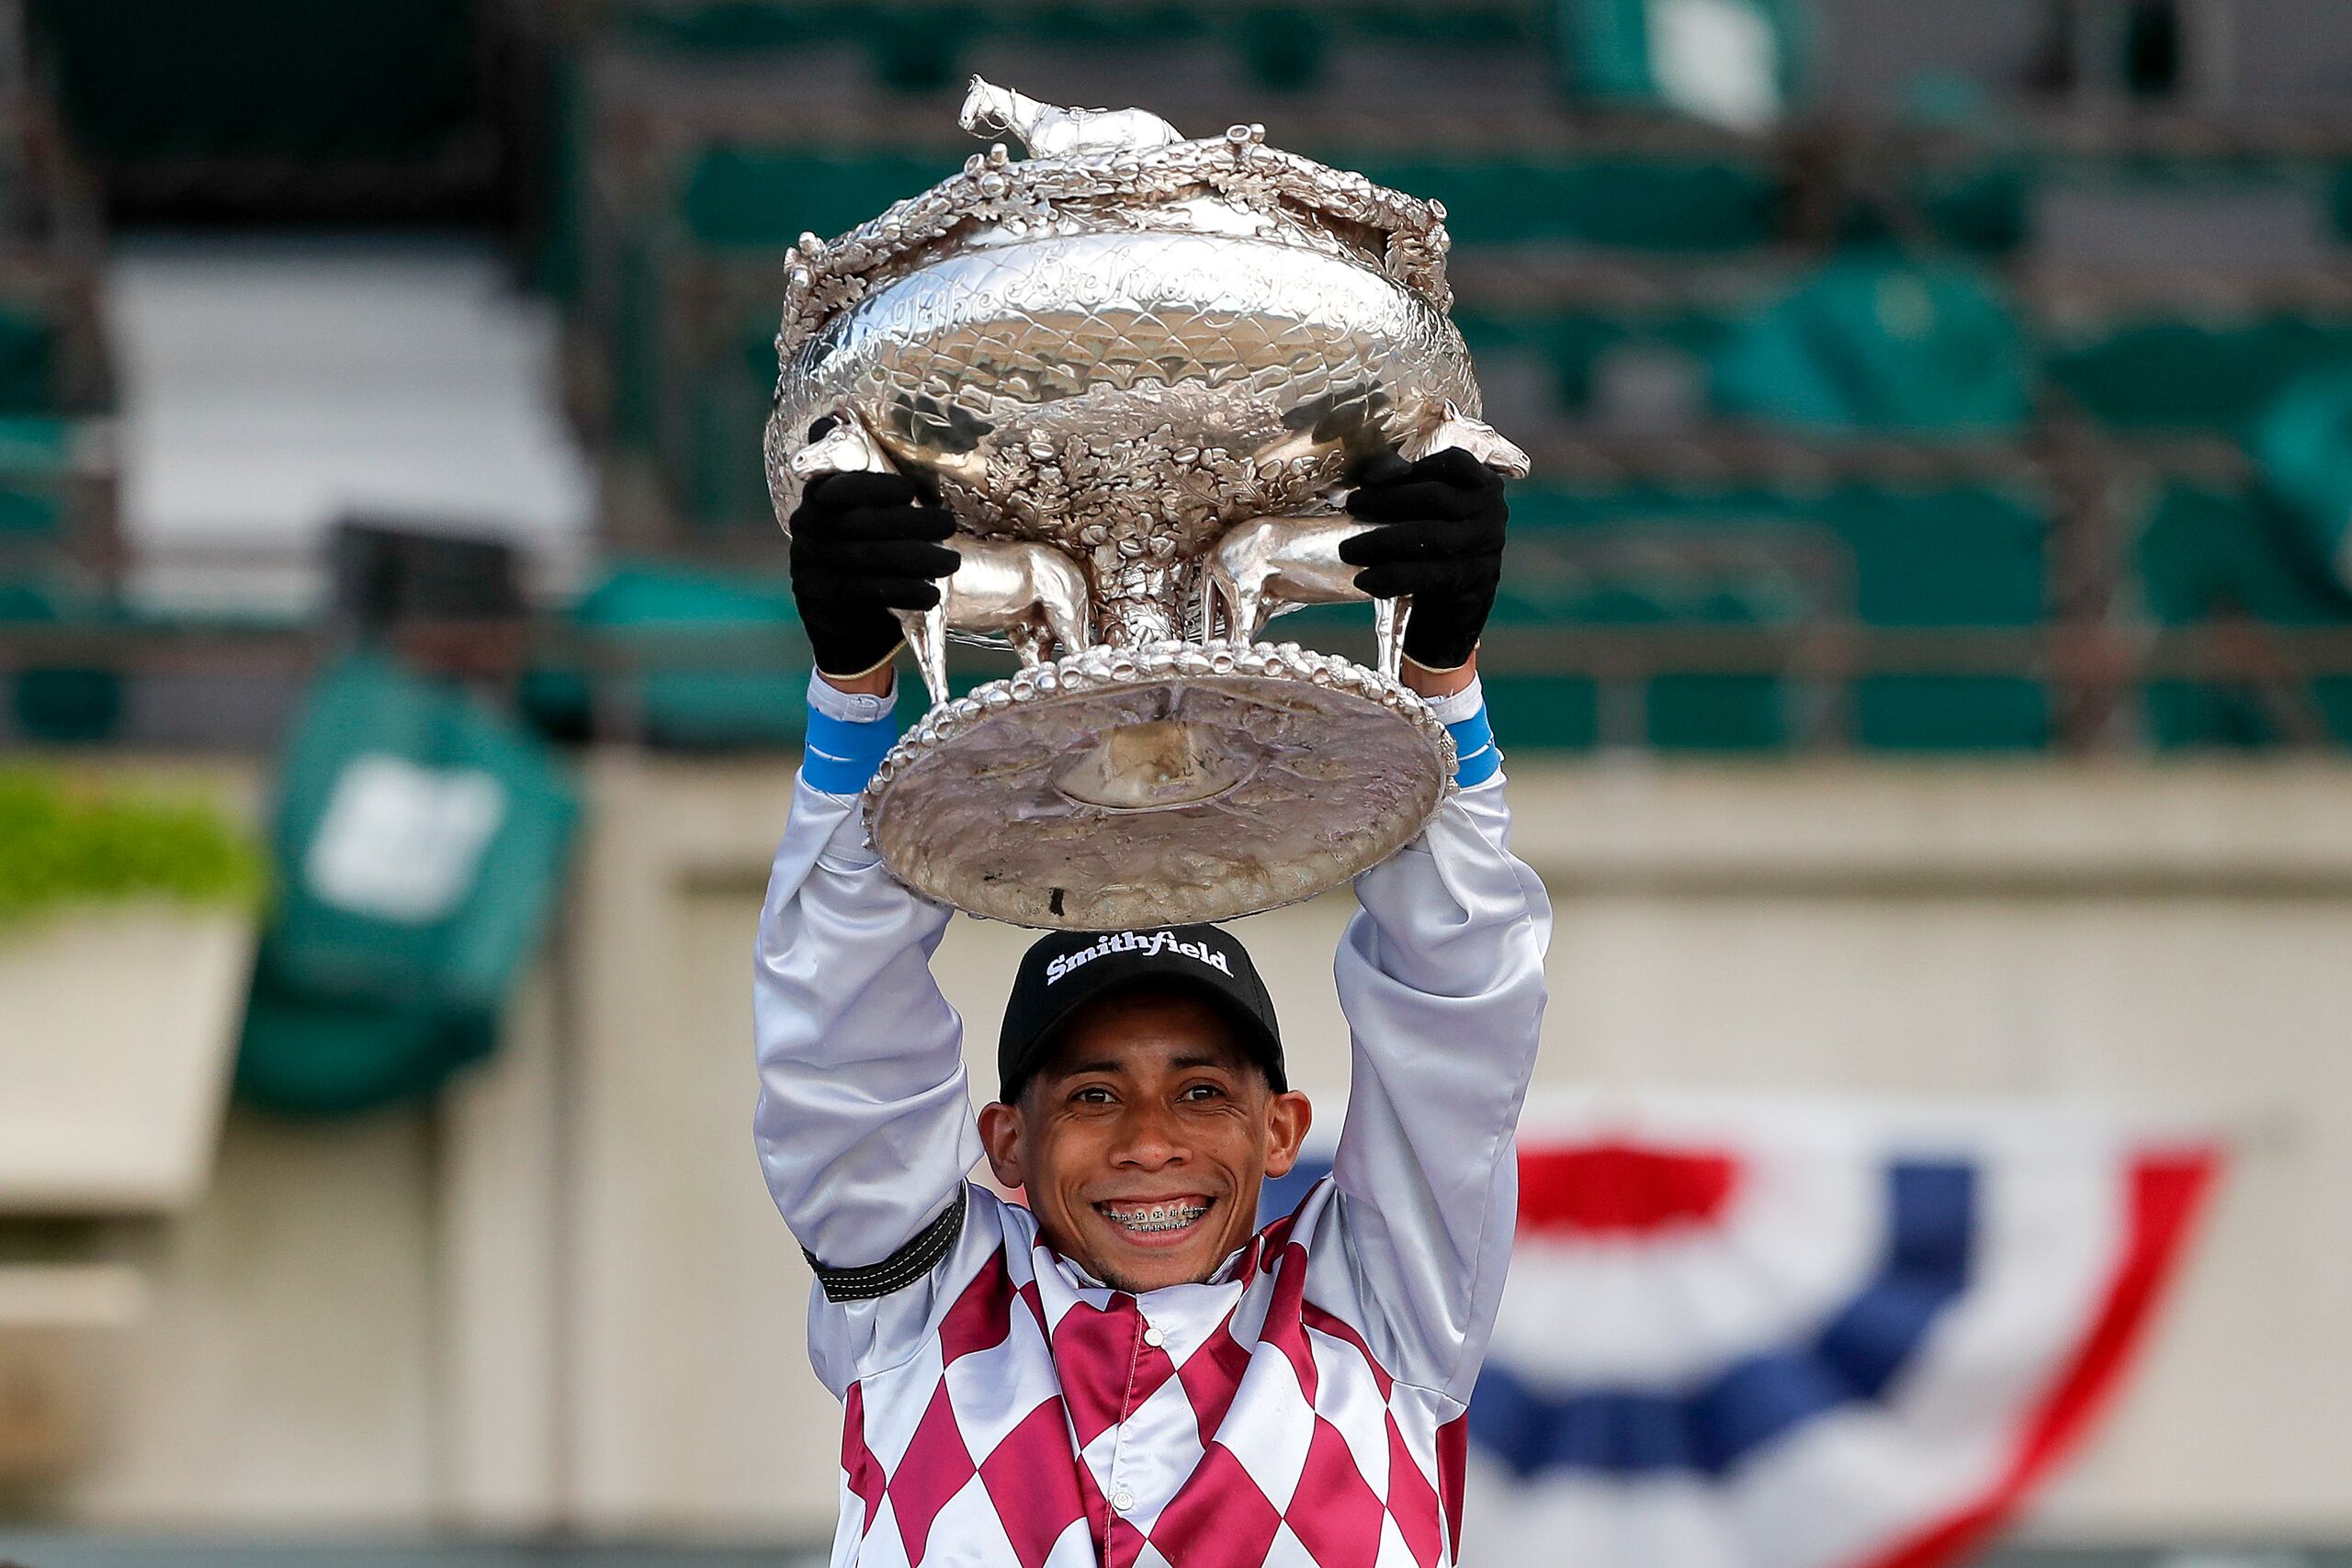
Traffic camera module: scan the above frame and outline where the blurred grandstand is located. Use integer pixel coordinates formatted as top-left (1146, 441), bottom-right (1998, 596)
top-left (534, 0), bottom-right (2352, 756)
top-left (3, 0), bottom-right (2352, 752)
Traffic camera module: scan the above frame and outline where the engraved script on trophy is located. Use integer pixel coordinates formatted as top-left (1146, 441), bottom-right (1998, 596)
top-left (770, 79), bottom-right (1529, 930)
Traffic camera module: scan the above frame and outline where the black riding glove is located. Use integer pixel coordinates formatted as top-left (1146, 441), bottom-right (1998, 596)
top-left (787, 462), bottom-right (959, 680)
top-left (1339, 446), bottom-right (1508, 671)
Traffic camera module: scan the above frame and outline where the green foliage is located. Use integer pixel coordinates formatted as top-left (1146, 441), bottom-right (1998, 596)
top-left (0, 769), bottom-right (266, 927)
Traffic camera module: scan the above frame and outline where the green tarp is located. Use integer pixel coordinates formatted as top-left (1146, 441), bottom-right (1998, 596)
top-left (236, 650), bottom-right (578, 1115)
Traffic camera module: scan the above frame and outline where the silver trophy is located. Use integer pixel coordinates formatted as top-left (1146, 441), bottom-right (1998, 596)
top-left (768, 79), bottom-right (1529, 930)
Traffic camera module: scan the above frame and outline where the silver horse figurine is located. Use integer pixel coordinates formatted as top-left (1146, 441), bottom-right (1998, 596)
top-left (1199, 402), bottom-right (1530, 677)
top-left (956, 75), bottom-right (1185, 158)
top-left (1405, 399), bottom-right (1532, 479)
top-left (790, 418), bottom-right (1091, 705)
top-left (1200, 514), bottom-right (1411, 679)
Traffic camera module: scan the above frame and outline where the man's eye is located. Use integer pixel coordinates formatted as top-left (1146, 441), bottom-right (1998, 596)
top-left (1182, 1083), bottom-right (1225, 1101)
top-left (1074, 1086), bottom-right (1114, 1104)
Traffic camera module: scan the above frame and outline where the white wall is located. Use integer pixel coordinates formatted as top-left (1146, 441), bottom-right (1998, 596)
top-left (28, 755), bottom-right (2352, 1542)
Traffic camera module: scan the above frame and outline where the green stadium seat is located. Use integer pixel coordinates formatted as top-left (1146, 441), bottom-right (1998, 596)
top-left (1481, 522), bottom-right (1812, 749)
top-left (0, 418), bottom-right (75, 540)
top-left (604, 146), bottom-right (960, 448)
top-left (0, 309), bottom-right (59, 415)
top-left (1354, 154), bottom-right (1783, 251)
top-left (1485, 672), bottom-right (1601, 750)
top-left (2134, 479), bottom-right (2352, 747)
top-left (1230, 7), bottom-right (1331, 90)
top-left (604, 233), bottom-right (662, 447)
top-left (1587, 581), bottom-right (1786, 750)
top-left (522, 560), bottom-right (806, 749)
top-left (2330, 161), bottom-right (2352, 246)
top-left (605, 1), bottom-right (1542, 89)
top-left (1851, 673), bottom-right (2048, 752)
top-left (679, 147), bottom-right (964, 250)
top-left (1713, 259), bottom-right (2031, 436)
top-left (1453, 296), bottom-right (1748, 417)
top-left (33, 0), bottom-right (481, 162)
top-left (537, 58), bottom-right (592, 303)
top-left (0, 484), bottom-right (64, 538)
top-left (2250, 365), bottom-right (2352, 595)
top-left (663, 314), bottom-right (780, 531)
top-left (1514, 479), bottom-right (2051, 750)
top-left (0, 413), bottom-right (75, 467)
top-left (616, 3), bottom-right (842, 52)
top-left (2045, 316), bottom-right (2352, 438)
top-left (1892, 153), bottom-right (2036, 255)
top-left (1256, 596), bottom-right (1618, 748)
top-left (0, 573), bottom-right (123, 744)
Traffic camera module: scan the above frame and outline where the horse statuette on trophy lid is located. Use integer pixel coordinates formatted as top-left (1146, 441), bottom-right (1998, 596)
top-left (771, 79), bottom-right (1530, 931)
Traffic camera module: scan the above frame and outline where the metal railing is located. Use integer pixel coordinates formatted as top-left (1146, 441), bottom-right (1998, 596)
top-left (8, 611), bottom-right (2352, 754)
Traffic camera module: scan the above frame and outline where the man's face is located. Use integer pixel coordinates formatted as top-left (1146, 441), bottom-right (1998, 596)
top-left (978, 987), bottom-right (1311, 1293)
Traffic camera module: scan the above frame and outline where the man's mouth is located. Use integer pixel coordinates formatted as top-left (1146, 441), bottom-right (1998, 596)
top-left (1096, 1198), bottom-right (1211, 1235)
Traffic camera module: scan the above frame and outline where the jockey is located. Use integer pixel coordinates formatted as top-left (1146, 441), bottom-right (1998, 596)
top-left (757, 446), bottom-right (1550, 1567)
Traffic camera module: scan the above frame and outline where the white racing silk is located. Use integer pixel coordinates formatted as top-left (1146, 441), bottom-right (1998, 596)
top-left (754, 679), bottom-right (1551, 1567)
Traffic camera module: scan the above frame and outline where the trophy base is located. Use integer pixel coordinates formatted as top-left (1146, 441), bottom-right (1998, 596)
top-left (865, 641), bottom-right (1455, 930)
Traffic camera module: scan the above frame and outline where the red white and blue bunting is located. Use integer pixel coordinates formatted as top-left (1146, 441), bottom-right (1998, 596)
top-left (1261, 1094), bottom-right (2218, 1568)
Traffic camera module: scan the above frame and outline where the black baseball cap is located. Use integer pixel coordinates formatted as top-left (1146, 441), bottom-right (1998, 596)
top-left (997, 924), bottom-right (1285, 1102)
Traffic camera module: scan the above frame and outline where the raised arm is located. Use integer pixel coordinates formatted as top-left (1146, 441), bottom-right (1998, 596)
top-left (757, 452), bottom-right (970, 1289)
top-left (753, 672), bottom-right (978, 1274)
top-left (1320, 451), bottom-right (1551, 1404)
top-left (1329, 671), bottom-right (1551, 1404)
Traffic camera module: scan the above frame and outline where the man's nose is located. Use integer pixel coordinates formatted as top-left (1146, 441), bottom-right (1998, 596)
top-left (1110, 1101), bottom-right (1189, 1168)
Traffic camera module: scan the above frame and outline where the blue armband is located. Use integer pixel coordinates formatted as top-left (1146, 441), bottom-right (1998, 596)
top-left (1444, 704), bottom-right (1501, 787)
top-left (803, 705), bottom-right (899, 795)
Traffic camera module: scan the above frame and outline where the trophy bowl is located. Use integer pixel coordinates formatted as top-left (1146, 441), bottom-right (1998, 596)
top-left (768, 79), bottom-right (1527, 929)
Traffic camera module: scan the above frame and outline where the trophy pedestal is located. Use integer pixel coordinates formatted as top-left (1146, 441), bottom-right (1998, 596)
top-left (865, 641), bottom-right (1454, 929)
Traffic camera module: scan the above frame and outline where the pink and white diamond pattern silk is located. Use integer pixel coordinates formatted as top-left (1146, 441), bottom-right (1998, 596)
top-left (763, 742), bottom-right (1550, 1568)
top-left (832, 1181), bottom-right (1466, 1568)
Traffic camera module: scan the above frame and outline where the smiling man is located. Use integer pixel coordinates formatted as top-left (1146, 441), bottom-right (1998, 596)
top-left (756, 448), bottom-right (1552, 1567)
top-left (980, 951), bottom-right (1309, 1295)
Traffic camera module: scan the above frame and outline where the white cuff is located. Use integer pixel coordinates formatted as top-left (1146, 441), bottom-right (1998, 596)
top-left (806, 670), bottom-right (898, 725)
top-left (1421, 676), bottom-right (1486, 728)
